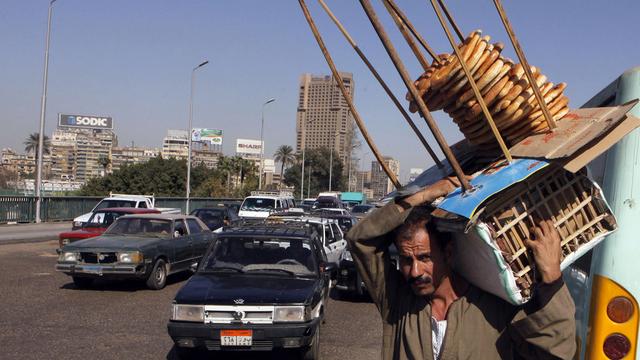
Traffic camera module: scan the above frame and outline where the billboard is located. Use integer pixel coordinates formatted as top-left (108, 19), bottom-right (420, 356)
top-left (58, 114), bottom-right (113, 129)
top-left (192, 128), bottom-right (223, 145)
top-left (236, 138), bottom-right (263, 155)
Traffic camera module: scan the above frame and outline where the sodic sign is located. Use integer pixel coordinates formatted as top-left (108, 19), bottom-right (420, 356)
top-left (58, 114), bottom-right (113, 129)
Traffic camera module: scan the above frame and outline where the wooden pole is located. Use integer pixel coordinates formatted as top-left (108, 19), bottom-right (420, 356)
top-left (380, 0), bottom-right (431, 70)
top-left (437, 0), bottom-right (464, 42)
top-left (298, 0), bottom-right (401, 188)
top-left (383, 0), bottom-right (440, 62)
top-left (317, 0), bottom-right (443, 168)
top-left (430, 0), bottom-right (512, 162)
top-left (359, 0), bottom-right (471, 191)
top-left (492, 0), bottom-right (556, 129)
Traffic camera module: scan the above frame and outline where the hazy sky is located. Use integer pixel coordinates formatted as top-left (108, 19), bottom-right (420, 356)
top-left (1, 0), bottom-right (638, 182)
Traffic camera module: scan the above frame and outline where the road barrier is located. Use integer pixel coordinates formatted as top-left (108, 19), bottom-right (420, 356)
top-left (0, 196), bottom-right (241, 224)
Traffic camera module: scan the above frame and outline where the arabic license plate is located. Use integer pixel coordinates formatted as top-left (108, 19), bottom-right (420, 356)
top-left (81, 265), bottom-right (102, 274)
top-left (220, 329), bottom-right (252, 346)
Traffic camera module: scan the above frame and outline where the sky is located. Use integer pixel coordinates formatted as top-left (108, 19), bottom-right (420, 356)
top-left (1, 0), bottom-right (639, 183)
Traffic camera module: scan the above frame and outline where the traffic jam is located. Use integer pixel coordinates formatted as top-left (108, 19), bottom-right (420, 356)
top-left (55, 191), bottom-right (362, 358)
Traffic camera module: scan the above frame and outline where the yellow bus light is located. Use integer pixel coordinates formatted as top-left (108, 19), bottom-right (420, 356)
top-left (608, 296), bottom-right (635, 324)
top-left (603, 333), bottom-right (631, 359)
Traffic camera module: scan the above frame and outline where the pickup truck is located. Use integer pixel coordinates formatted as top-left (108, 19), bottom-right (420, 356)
top-left (72, 193), bottom-right (181, 229)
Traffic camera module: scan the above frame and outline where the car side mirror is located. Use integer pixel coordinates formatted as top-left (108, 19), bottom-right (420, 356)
top-left (173, 230), bottom-right (181, 238)
top-left (320, 262), bottom-right (337, 273)
top-left (190, 262), bottom-right (198, 272)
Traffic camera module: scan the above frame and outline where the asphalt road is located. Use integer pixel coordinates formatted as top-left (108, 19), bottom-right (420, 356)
top-left (0, 240), bottom-right (382, 360)
top-left (0, 222), bottom-right (71, 244)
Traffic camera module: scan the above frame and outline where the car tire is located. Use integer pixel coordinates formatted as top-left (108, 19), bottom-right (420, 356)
top-left (300, 326), bottom-right (320, 360)
top-left (146, 259), bottom-right (167, 290)
top-left (72, 276), bottom-right (93, 288)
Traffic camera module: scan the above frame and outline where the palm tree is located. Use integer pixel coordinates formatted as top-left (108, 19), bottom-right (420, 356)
top-left (274, 145), bottom-right (296, 188)
top-left (24, 133), bottom-right (51, 161)
top-left (97, 155), bottom-right (111, 177)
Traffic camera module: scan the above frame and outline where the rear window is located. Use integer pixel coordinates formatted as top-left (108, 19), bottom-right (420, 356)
top-left (241, 198), bottom-right (276, 210)
top-left (94, 200), bottom-right (137, 210)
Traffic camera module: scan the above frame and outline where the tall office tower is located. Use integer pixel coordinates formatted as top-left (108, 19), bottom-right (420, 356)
top-left (296, 73), bottom-right (355, 171)
top-left (370, 157), bottom-right (400, 199)
top-left (50, 127), bottom-right (117, 182)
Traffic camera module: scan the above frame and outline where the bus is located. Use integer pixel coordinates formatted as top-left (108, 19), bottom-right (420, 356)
top-left (566, 66), bottom-right (640, 359)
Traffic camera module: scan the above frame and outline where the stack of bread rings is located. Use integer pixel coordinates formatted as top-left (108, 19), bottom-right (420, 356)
top-left (407, 30), bottom-right (569, 149)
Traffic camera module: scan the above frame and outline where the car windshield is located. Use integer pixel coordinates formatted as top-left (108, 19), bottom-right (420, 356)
top-left (352, 205), bottom-right (373, 213)
top-left (241, 198), bottom-right (276, 211)
top-left (313, 200), bottom-right (339, 209)
top-left (86, 211), bottom-right (123, 227)
top-left (201, 237), bottom-right (317, 277)
top-left (94, 200), bottom-right (137, 210)
top-left (192, 209), bottom-right (225, 230)
top-left (104, 218), bottom-right (172, 238)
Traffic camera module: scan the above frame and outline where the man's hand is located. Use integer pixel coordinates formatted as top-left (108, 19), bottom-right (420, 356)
top-left (403, 176), bottom-right (468, 208)
top-left (525, 220), bottom-right (562, 284)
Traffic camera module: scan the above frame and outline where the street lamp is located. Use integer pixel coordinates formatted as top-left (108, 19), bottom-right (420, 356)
top-left (185, 60), bottom-right (208, 214)
top-left (258, 98), bottom-right (276, 190)
top-left (34, 0), bottom-right (57, 224)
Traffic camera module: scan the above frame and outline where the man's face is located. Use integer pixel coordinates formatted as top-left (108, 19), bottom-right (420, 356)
top-left (395, 226), bottom-right (449, 297)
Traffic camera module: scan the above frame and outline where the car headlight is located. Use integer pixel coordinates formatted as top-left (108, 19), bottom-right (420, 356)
top-left (117, 251), bottom-right (143, 264)
top-left (274, 306), bottom-right (310, 323)
top-left (59, 252), bottom-right (79, 262)
top-left (73, 221), bottom-right (83, 228)
top-left (171, 304), bottom-right (204, 322)
top-left (340, 251), bottom-right (353, 262)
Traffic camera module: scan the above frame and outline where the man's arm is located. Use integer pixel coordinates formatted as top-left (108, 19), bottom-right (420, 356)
top-left (346, 178), bottom-right (462, 318)
top-left (509, 220), bottom-right (576, 359)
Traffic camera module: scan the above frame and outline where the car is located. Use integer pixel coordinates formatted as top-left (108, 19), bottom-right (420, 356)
top-left (350, 204), bottom-right (376, 220)
top-left (58, 207), bottom-right (160, 249)
top-left (55, 214), bottom-right (215, 290)
top-left (311, 196), bottom-right (343, 210)
top-left (238, 191), bottom-right (297, 219)
top-left (336, 244), bottom-right (399, 297)
top-left (190, 206), bottom-right (240, 232)
top-left (310, 207), bottom-right (350, 217)
top-left (167, 222), bottom-right (334, 359)
top-left (310, 211), bottom-right (357, 234)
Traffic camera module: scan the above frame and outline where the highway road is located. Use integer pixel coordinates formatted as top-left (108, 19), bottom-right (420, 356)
top-left (0, 239), bottom-right (382, 360)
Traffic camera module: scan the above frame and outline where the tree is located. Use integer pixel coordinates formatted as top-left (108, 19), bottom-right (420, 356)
top-left (283, 147), bottom-right (343, 198)
top-left (24, 133), bottom-right (51, 161)
top-left (97, 155), bottom-right (111, 177)
top-left (273, 145), bottom-right (296, 188)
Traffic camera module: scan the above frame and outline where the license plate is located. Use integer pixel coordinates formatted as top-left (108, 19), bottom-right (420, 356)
top-left (81, 265), bottom-right (102, 274)
top-left (220, 329), bottom-right (252, 346)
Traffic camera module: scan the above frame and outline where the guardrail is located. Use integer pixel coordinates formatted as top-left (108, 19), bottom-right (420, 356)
top-left (0, 196), bottom-right (242, 224)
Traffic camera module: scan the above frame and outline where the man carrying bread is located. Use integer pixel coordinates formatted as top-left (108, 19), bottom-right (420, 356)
top-left (346, 177), bottom-right (576, 359)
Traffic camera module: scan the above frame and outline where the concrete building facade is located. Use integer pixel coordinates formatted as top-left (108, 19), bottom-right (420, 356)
top-left (370, 157), bottom-right (400, 199)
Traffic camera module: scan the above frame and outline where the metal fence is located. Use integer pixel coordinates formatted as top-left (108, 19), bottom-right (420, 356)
top-left (0, 196), bottom-right (241, 224)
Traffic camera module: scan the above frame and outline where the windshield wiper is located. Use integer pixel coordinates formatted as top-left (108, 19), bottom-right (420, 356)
top-left (204, 266), bottom-right (245, 273)
top-left (246, 268), bottom-right (297, 276)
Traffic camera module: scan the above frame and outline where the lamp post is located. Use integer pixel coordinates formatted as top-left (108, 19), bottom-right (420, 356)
top-left (185, 60), bottom-right (208, 214)
top-left (35, 0), bottom-right (57, 223)
top-left (258, 98), bottom-right (276, 190)
top-left (328, 147), bottom-right (333, 191)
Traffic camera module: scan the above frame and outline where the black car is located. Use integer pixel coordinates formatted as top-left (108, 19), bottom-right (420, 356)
top-left (190, 206), bottom-right (240, 231)
top-left (336, 244), bottom-right (399, 297)
top-left (311, 196), bottom-right (343, 210)
top-left (167, 223), bottom-right (334, 359)
top-left (55, 214), bottom-right (214, 290)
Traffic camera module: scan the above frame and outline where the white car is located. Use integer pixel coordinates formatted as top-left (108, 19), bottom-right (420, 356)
top-left (274, 216), bottom-right (347, 265)
top-left (238, 192), bottom-right (296, 219)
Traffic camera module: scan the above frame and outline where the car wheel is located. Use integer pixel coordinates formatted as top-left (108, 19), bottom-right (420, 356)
top-left (300, 326), bottom-right (320, 360)
top-left (72, 276), bottom-right (93, 288)
top-left (146, 259), bottom-right (167, 290)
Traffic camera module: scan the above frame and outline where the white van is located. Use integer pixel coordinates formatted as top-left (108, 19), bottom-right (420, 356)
top-left (238, 191), bottom-right (296, 219)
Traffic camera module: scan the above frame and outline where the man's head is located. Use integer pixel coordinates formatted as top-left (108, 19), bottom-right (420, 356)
top-left (393, 206), bottom-right (453, 297)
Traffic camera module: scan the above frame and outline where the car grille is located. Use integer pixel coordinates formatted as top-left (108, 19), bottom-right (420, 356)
top-left (204, 339), bottom-right (273, 351)
top-left (80, 252), bottom-right (117, 264)
top-left (204, 305), bottom-right (274, 324)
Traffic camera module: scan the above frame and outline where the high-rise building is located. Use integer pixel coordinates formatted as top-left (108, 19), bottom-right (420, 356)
top-left (296, 73), bottom-right (355, 170)
top-left (1, 148), bottom-right (52, 178)
top-left (50, 127), bottom-right (117, 181)
top-left (370, 157), bottom-right (400, 199)
top-left (111, 146), bottom-right (160, 171)
top-left (161, 130), bottom-right (189, 160)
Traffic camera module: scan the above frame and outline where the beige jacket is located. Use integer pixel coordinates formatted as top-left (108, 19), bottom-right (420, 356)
top-left (346, 203), bottom-right (576, 360)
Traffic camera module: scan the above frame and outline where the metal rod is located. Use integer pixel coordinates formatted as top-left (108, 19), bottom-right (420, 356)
top-left (383, 0), bottom-right (439, 62)
top-left (298, 0), bottom-right (401, 189)
top-left (437, 0), bottom-right (463, 42)
top-left (359, 0), bottom-right (471, 191)
top-left (186, 60), bottom-right (208, 214)
top-left (35, 0), bottom-right (57, 223)
top-left (380, 0), bottom-right (430, 70)
top-left (430, 0), bottom-right (512, 162)
top-left (492, 0), bottom-right (556, 129)
top-left (318, 0), bottom-right (443, 168)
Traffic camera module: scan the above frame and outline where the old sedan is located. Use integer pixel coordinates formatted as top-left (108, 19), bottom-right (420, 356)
top-left (55, 214), bottom-right (215, 290)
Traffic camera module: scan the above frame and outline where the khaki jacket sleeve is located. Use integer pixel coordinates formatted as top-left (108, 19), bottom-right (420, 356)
top-left (345, 202), bottom-right (411, 319)
top-left (509, 284), bottom-right (577, 359)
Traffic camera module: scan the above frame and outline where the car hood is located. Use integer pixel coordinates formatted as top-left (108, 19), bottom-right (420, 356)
top-left (175, 273), bottom-right (319, 305)
top-left (59, 228), bottom-right (106, 239)
top-left (61, 235), bottom-right (162, 252)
